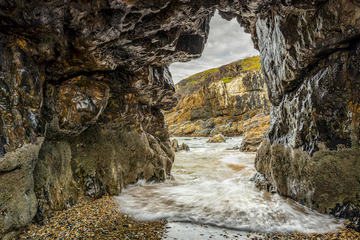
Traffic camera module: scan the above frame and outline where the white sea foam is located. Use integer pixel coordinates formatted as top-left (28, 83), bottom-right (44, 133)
top-left (116, 137), bottom-right (344, 234)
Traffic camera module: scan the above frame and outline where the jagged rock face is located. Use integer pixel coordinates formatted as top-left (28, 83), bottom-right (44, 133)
top-left (0, 37), bottom-right (45, 156)
top-left (34, 70), bottom-right (175, 222)
top-left (0, 0), bottom-right (217, 236)
top-left (165, 69), bottom-right (270, 139)
top-left (0, 0), bottom-right (215, 76)
top-left (0, 0), bottom-right (260, 237)
top-left (253, 0), bottom-right (360, 214)
top-left (1, 0), bottom-right (360, 237)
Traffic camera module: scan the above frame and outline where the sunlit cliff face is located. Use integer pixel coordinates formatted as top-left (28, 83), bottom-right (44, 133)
top-left (1, 0), bottom-right (360, 238)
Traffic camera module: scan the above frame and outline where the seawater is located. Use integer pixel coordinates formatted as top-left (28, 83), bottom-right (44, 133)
top-left (116, 137), bottom-right (343, 238)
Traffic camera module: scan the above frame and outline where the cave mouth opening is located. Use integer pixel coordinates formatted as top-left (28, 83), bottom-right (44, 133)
top-left (169, 10), bottom-right (259, 85)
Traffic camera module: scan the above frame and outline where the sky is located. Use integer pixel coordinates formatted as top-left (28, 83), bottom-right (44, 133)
top-left (169, 11), bottom-right (259, 84)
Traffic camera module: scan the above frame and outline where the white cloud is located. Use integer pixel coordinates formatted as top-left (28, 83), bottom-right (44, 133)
top-left (170, 11), bottom-right (259, 84)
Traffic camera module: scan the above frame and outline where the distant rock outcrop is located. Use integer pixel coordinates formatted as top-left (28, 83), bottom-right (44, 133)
top-left (239, 113), bottom-right (270, 152)
top-left (207, 134), bottom-right (226, 143)
top-left (165, 57), bottom-right (270, 151)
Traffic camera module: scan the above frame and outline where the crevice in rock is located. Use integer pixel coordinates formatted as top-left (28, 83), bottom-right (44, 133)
top-left (0, 165), bottom-right (21, 176)
top-left (283, 37), bottom-right (360, 97)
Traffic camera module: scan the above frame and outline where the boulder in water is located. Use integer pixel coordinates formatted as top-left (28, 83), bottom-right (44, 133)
top-left (207, 134), bottom-right (226, 143)
top-left (171, 139), bottom-right (190, 152)
top-left (180, 143), bottom-right (190, 151)
top-left (226, 146), bottom-right (240, 150)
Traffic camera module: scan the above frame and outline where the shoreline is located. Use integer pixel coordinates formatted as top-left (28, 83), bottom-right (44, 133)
top-left (19, 196), bottom-right (359, 240)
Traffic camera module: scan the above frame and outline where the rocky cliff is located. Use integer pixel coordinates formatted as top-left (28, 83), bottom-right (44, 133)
top-left (174, 56), bottom-right (261, 99)
top-left (164, 57), bottom-right (271, 148)
top-left (0, 0), bottom-right (360, 238)
top-left (252, 0), bottom-right (360, 215)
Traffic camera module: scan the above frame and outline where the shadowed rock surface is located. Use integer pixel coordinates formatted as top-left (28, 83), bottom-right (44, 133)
top-left (253, 0), bottom-right (360, 216)
top-left (0, 0), bottom-right (360, 238)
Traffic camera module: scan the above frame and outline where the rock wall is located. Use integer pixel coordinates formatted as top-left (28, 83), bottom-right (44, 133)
top-left (252, 0), bottom-right (360, 215)
top-left (165, 68), bottom-right (270, 144)
top-left (0, 0), bottom-right (214, 237)
top-left (1, 0), bottom-right (360, 238)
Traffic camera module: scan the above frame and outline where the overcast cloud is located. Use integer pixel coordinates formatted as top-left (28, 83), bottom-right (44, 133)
top-left (170, 11), bottom-right (259, 84)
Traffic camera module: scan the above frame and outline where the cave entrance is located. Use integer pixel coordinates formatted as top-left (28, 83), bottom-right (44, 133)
top-left (123, 11), bottom-right (344, 237)
top-left (169, 10), bottom-right (259, 85)
top-left (165, 10), bottom-right (267, 140)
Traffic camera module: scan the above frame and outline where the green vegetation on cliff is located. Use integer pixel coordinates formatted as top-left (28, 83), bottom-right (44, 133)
top-left (184, 80), bottom-right (197, 87)
top-left (221, 77), bottom-right (232, 83)
top-left (174, 56), bottom-right (261, 99)
top-left (240, 56), bottom-right (261, 71)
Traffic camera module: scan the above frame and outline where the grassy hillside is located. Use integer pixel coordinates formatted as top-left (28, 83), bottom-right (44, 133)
top-left (174, 67), bottom-right (220, 92)
top-left (174, 56), bottom-right (261, 98)
top-left (239, 55), bottom-right (261, 71)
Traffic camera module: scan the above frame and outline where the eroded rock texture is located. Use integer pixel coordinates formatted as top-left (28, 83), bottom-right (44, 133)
top-left (34, 69), bottom-right (175, 223)
top-left (1, 0), bottom-right (266, 237)
top-left (0, 0), bottom-right (217, 236)
top-left (165, 67), bottom-right (270, 140)
top-left (1, 0), bottom-right (360, 237)
top-left (253, 0), bottom-right (360, 214)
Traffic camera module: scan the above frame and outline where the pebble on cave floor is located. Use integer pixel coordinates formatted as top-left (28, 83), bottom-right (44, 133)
top-left (19, 196), bottom-right (360, 240)
top-left (19, 196), bottom-right (166, 240)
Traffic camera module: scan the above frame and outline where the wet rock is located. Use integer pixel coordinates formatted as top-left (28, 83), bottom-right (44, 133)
top-left (255, 138), bottom-right (360, 213)
top-left (253, 0), bottom-right (360, 213)
top-left (35, 123), bottom-right (174, 222)
top-left (250, 173), bottom-right (277, 194)
top-left (0, 0), bottom-right (359, 237)
top-left (0, 36), bottom-right (45, 155)
top-left (335, 203), bottom-right (360, 221)
top-left (171, 139), bottom-right (179, 151)
top-left (171, 139), bottom-right (190, 152)
top-left (207, 134), bottom-right (226, 143)
top-left (180, 143), bottom-right (190, 151)
top-left (0, 36), bottom-right (46, 238)
top-left (33, 68), bottom-right (176, 222)
top-left (226, 146), bottom-right (240, 150)
top-left (135, 66), bottom-right (178, 111)
top-left (43, 76), bottom-right (110, 137)
top-left (346, 218), bottom-right (360, 232)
